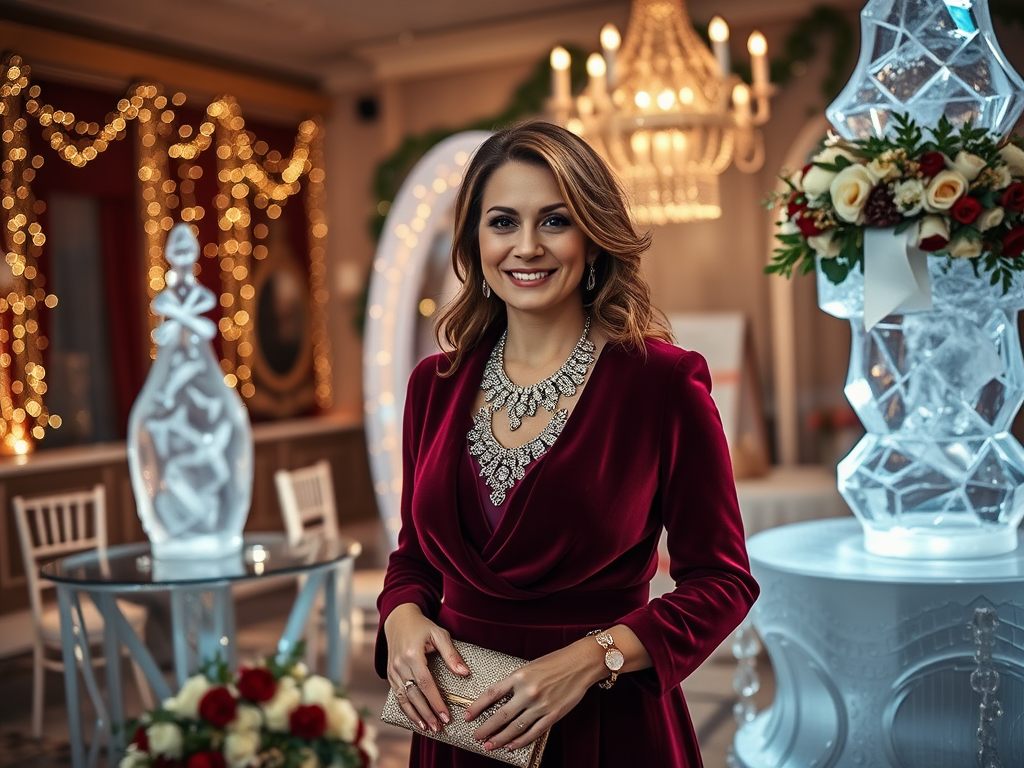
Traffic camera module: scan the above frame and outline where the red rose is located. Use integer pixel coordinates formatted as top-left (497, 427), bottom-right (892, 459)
top-left (1001, 182), bottom-right (1024, 212)
top-left (1002, 225), bottom-right (1024, 258)
top-left (919, 151), bottom-right (946, 177)
top-left (236, 666), bottom-right (276, 703)
top-left (786, 192), bottom-right (806, 220)
top-left (795, 212), bottom-right (824, 238)
top-left (354, 718), bottom-right (365, 744)
top-left (154, 759), bottom-right (184, 768)
top-left (289, 703), bottom-right (327, 740)
top-left (951, 196), bottom-right (982, 224)
top-left (918, 234), bottom-right (949, 252)
top-left (131, 726), bottom-right (149, 752)
top-left (198, 686), bottom-right (237, 728)
top-left (358, 747), bottom-right (372, 768)
top-left (187, 752), bottom-right (226, 768)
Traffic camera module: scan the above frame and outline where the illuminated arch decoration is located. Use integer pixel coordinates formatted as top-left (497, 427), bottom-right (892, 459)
top-left (0, 53), bottom-right (331, 451)
top-left (363, 130), bottom-right (490, 549)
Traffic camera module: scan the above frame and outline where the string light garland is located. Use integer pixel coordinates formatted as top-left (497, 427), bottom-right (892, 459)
top-left (0, 53), bottom-right (332, 452)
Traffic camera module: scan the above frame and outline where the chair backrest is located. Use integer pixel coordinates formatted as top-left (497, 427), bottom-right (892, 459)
top-left (275, 460), bottom-right (339, 545)
top-left (12, 484), bottom-right (107, 630)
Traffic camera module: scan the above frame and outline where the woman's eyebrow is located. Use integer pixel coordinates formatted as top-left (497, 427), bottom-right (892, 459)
top-left (485, 202), bottom-right (568, 215)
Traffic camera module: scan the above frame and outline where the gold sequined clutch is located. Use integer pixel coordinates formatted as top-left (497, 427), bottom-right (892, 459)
top-left (380, 639), bottom-right (549, 768)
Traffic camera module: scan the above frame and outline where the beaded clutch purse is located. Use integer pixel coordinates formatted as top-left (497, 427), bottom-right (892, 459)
top-left (380, 639), bottom-right (549, 767)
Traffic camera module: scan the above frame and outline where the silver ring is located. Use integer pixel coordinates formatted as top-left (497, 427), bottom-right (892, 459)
top-left (404, 679), bottom-right (417, 691)
top-left (516, 720), bottom-right (526, 730)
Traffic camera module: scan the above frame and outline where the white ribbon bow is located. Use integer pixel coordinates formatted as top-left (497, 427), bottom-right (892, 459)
top-left (863, 225), bottom-right (932, 331)
top-left (152, 285), bottom-right (218, 346)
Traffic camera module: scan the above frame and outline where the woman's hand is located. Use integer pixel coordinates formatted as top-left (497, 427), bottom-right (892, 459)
top-left (464, 638), bottom-right (606, 753)
top-left (383, 603), bottom-right (469, 733)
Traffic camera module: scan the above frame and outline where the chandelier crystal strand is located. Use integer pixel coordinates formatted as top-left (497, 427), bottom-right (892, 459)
top-left (551, 0), bottom-right (772, 225)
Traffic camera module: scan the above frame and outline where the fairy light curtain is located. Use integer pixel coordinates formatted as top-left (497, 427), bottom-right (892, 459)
top-left (0, 53), bottom-right (332, 452)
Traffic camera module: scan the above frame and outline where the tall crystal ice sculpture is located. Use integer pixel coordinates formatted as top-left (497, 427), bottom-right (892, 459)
top-left (826, 0), bottom-right (1024, 140)
top-left (817, 0), bottom-right (1024, 557)
top-left (128, 224), bottom-right (253, 559)
top-left (819, 258), bottom-right (1024, 558)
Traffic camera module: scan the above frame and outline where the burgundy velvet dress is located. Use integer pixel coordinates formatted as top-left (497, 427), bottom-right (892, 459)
top-left (375, 333), bottom-right (759, 767)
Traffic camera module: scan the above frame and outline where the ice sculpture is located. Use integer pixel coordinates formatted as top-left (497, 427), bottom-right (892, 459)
top-left (814, 0), bottom-right (1024, 558)
top-left (826, 0), bottom-right (1024, 140)
top-left (128, 224), bottom-right (253, 559)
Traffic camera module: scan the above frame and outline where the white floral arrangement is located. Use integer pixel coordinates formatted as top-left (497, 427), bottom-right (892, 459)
top-left (766, 113), bottom-right (1024, 292)
top-left (120, 649), bottom-right (377, 768)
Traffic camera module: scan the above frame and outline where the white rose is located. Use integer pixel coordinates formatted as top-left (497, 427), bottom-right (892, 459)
top-left (977, 207), bottom-right (1005, 233)
top-left (324, 697), bottom-right (360, 743)
top-left (893, 178), bottom-right (926, 216)
top-left (778, 220), bottom-right (800, 236)
top-left (261, 676), bottom-right (301, 732)
top-left (301, 675), bottom-right (336, 708)
top-left (359, 725), bottom-right (380, 765)
top-left (830, 164), bottom-right (877, 224)
top-left (924, 169), bottom-right (969, 212)
top-left (228, 704), bottom-right (264, 734)
top-left (807, 230), bottom-right (842, 258)
top-left (224, 730), bottom-right (262, 768)
top-left (145, 723), bottom-right (183, 759)
top-left (290, 662), bottom-right (309, 682)
top-left (916, 215), bottom-right (950, 249)
top-left (163, 674), bottom-right (211, 719)
top-left (999, 142), bottom-right (1024, 176)
top-left (990, 166), bottom-right (1012, 190)
top-left (119, 745), bottom-right (148, 768)
top-left (868, 156), bottom-right (902, 182)
top-left (947, 234), bottom-right (983, 258)
top-left (951, 151), bottom-right (987, 181)
top-left (802, 147), bottom-right (858, 198)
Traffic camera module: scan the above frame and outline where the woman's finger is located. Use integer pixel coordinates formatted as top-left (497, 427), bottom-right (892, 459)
top-left (390, 678), bottom-right (427, 731)
top-left (409, 667), bottom-right (451, 728)
top-left (498, 714), bottom-right (552, 753)
top-left (431, 630), bottom-right (470, 676)
top-left (470, 696), bottom-right (525, 743)
top-left (465, 678), bottom-right (515, 722)
top-left (405, 682), bottom-right (445, 732)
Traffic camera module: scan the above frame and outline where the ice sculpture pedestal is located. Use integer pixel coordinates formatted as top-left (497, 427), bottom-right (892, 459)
top-left (733, 518), bottom-right (1024, 768)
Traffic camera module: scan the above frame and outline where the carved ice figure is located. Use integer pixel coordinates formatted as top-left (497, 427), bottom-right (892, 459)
top-left (826, 0), bottom-right (1024, 140)
top-left (128, 224), bottom-right (253, 558)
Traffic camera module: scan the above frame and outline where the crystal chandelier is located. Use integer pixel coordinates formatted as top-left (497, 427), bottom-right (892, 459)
top-left (550, 0), bottom-right (773, 224)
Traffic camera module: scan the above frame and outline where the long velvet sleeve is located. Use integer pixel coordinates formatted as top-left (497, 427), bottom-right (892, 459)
top-left (373, 357), bottom-right (446, 679)
top-left (616, 351), bottom-right (759, 697)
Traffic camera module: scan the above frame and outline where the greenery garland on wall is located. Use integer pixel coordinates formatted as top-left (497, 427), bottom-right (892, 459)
top-left (368, 2), bottom-right (1024, 243)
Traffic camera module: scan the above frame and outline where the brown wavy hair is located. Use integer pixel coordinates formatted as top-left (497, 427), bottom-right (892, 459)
top-left (435, 120), bottom-right (672, 375)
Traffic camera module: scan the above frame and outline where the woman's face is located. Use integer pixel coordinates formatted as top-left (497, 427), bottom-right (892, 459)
top-left (477, 160), bottom-right (593, 320)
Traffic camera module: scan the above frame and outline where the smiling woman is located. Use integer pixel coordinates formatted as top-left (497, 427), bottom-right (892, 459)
top-left (375, 121), bottom-right (759, 768)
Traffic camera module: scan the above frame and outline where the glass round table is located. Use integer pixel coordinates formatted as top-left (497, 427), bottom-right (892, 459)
top-left (42, 533), bottom-right (361, 768)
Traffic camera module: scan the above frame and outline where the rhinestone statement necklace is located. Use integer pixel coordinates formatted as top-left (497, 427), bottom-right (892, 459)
top-left (480, 317), bottom-right (595, 431)
top-left (469, 319), bottom-right (596, 505)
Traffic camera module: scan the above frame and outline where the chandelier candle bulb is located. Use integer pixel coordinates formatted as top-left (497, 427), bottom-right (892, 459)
top-left (709, 16), bottom-right (731, 77)
top-left (733, 83), bottom-right (752, 126)
top-left (587, 53), bottom-right (609, 106)
top-left (748, 31), bottom-right (769, 90)
top-left (600, 24), bottom-right (620, 87)
top-left (550, 47), bottom-right (572, 107)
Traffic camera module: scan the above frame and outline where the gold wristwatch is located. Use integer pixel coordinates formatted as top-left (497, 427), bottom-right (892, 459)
top-left (588, 630), bottom-right (624, 689)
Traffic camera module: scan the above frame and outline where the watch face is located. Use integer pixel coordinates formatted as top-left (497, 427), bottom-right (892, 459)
top-left (605, 648), bottom-right (625, 671)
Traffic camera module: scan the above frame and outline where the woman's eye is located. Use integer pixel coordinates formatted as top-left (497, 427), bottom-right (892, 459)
top-left (489, 216), bottom-right (515, 229)
top-left (542, 215), bottom-right (570, 227)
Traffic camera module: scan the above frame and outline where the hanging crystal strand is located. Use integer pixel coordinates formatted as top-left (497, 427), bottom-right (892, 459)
top-left (970, 607), bottom-right (1003, 768)
top-left (726, 615), bottom-right (761, 766)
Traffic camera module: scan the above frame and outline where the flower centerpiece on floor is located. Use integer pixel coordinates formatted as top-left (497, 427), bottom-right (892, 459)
top-left (767, 113), bottom-right (1024, 290)
top-left (120, 648), bottom-right (377, 768)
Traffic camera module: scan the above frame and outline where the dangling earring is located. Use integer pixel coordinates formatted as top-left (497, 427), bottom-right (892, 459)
top-left (482, 278), bottom-right (491, 298)
top-left (585, 262), bottom-right (596, 291)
